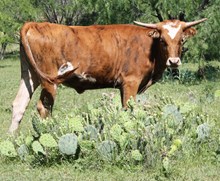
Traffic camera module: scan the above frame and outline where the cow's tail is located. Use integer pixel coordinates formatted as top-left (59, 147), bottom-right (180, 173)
top-left (20, 23), bottom-right (54, 84)
top-left (52, 68), bottom-right (78, 84)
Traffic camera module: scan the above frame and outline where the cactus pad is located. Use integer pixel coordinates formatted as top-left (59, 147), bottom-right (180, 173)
top-left (17, 144), bottom-right (29, 160)
top-left (131, 149), bottom-right (143, 161)
top-left (32, 141), bottom-right (46, 155)
top-left (25, 136), bottom-right (34, 146)
top-left (68, 117), bottom-right (84, 132)
top-left (58, 133), bottom-right (78, 155)
top-left (85, 125), bottom-right (98, 140)
top-left (32, 116), bottom-right (47, 135)
top-left (39, 133), bottom-right (57, 148)
top-left (97, 140), bottom-right (117, 161)
top-left (0, 140), bottom-right (17, 157)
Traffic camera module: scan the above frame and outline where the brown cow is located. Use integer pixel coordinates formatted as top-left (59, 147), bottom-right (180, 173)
top-left (9, 18), bottom-right (207, 133)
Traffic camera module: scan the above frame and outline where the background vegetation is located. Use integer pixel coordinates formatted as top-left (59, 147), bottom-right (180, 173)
top-left (0, 0), bottom-right (220, 64)
top-left (0, 0), bottom-right (220, 180)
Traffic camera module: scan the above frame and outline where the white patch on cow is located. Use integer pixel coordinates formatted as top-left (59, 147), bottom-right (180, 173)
top-left (78, 72), bottom-right (96, 83)
top-left (58, 62), bottom-right (74, 76)
top-left (163, 24), bottom-right (181, 39)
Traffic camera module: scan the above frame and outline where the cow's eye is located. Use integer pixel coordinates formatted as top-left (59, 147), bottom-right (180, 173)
top-left (160, 38), bottom-right (166, 45)
top-left (160, 38), bottom-right (164, 42)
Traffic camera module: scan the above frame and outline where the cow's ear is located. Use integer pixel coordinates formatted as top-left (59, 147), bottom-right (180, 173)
top-left (148, 29), bottom-right (160, 38)
top-left (183, 27), bottom-right (197, 38)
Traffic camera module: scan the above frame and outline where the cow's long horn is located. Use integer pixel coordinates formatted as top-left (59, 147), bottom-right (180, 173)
top-left (133, 21), bottom-right (157, 29)
top-left (185, 18), bottom-right (207, 28)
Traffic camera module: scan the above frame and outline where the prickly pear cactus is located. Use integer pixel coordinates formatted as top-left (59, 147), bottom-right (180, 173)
top-left (131, 149), bottom-right (143, 161)
top-left (79, 140), bottom-right (94, 151)
top-left (124, 121), bottom-right (137, 133)
top-left (214, 90), bottom-right (220, 98)
top-left (17, 144), bottom-right (29, 160)
top-left (197, 123), bottom-right (210, 141)
top-left (97, 140), bottom-right (117, 161)
top-left (25, 136), bottom-right (34, 146)
top-left (39, 133), bottom-right (57, 148)
top-left (32, 141), bottom-right (46, 155)
top-left (118, 132), bottom-right (129, 150)
top-left (0, 140), bottom-right (17, 157)
top-left (85, 125), bottom-right (98, 141)
top-left (32, 116), bottom-right (47, 135)
top-left (110, 124), bottom-right (123, 141)
top-left (68, 116), bottom-right (84, 132)
top-left (15, 133), bottom-right (25, 146)
top-left (58, 133), bottom-right (78, 155)
top-left (163, 104), bottom-right (183, 123)
top-left (162, 157), bottom-right (170, 173)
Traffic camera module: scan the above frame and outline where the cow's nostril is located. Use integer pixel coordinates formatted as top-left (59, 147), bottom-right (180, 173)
top-left (176, 58), bottom-right (180, 64)
top-left (169, 59), bottom-right (172, 64)
top-left (167, 57), bottom-right (181, 67)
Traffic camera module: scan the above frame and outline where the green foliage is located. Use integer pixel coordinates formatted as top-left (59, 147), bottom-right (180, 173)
top-left (200, 0), bottom-right (220, 61)
top-left (0, 0), bottom-right (219, 65)
top-left (214, 90), bottom-right (220, 99)
top-left (0, 0), bottom-right (38, 58)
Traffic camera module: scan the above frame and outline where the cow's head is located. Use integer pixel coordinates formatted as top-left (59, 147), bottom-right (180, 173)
top-left (134, 18), bottom-right (207, 69)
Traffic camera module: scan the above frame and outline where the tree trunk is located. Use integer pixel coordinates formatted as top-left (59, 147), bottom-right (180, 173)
top-left (0, 43), bottom-right (7, 60)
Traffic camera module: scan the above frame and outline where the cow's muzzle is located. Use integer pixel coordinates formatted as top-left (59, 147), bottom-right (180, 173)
top-left (166, 57), bottom-right (181, 68)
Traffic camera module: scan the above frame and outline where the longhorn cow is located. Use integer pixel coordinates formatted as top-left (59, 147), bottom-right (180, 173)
top-left (9, 18), bottom-right (207, 133)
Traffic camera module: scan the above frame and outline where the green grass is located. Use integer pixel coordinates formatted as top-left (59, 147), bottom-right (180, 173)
top-left (0, 57), bottom-right (220, 180)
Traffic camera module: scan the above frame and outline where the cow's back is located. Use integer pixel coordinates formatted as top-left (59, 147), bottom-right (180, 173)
top-left (21, 22), bottom-right (155, 90)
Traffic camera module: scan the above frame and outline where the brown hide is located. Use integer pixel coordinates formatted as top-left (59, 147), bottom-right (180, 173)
top-left (21, 22), bottom-right (159, 103)
top-left (9, 19), bottom-right (206, 133)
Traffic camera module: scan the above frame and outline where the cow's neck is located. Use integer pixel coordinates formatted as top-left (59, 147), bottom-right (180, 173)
top-left (151, 39), bottom-right (167, 83)
top-left (137, 39), bottom-right (167, 93)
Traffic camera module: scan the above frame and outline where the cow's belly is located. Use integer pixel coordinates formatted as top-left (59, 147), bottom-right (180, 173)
top-left (62, 73), bottom-right (120, 94)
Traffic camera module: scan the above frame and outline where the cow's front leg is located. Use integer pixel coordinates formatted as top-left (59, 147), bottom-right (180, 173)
top-left (120, 77), bottom-right (140, 108)
top-left (37, 84), bottom-right (57, 118)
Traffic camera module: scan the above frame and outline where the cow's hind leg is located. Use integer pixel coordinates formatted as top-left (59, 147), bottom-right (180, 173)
top-left (9, 72), bottom-right (39, 133)
top-left (37, 83), bottom-right (57, 118)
